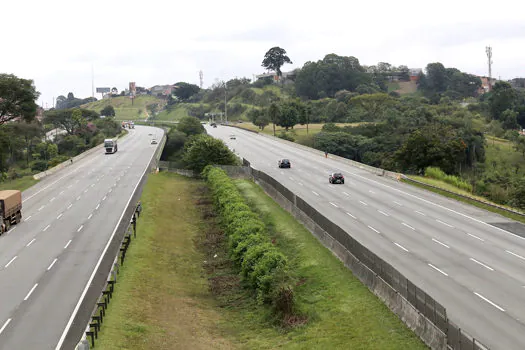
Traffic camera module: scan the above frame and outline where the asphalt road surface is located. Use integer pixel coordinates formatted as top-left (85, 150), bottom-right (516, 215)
top-left (208, 124), bottom-right (525, 350)
top-left (0, 126), bottom-right (163, 350)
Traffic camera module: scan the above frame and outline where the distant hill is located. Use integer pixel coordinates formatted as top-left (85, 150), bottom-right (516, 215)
top-left (81, 95), bottom-right (165, 120)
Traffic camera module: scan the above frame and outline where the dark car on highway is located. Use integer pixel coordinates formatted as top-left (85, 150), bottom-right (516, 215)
top-left (278, 159), bottom-right (291, 168)
top-left (329, 172), bottom-right (344, 184)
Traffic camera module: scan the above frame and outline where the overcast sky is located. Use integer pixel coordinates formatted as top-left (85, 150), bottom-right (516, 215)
top-left (3, 0), bottom-right (524, 108)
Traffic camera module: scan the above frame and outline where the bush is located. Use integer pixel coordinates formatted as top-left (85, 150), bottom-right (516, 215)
top-left (30, 160), bottom-right (48, 172)
top-left (277, 132), bottom-right (295, 142)
top-left (425, 166), bottom-right (472, 192)
top-left (48, 155), bottom-right (70, 168)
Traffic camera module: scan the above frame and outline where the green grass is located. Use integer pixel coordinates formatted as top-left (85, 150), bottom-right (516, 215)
top-left (387, 82), bottom-right (400, 92)
top-left (229, 180), bottom-right (427, 349)
top-left (82, 96), bottom-right (164, 120)
top-left (0, 176), bottom-right (38, 192)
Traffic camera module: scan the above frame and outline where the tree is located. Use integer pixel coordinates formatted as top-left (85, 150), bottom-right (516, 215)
top-left (182, 134), bottom-right (238, 173)
top-left (146, 103), bottom-right (159, 116)
top-left (100, 105), bottom-right (115, 117)
top-left (298, 102), bottom-right (312, 134)
top-left (177, 116), bottom-right (205, 136)
top-left (267, 103), bottom-right (280, 136)
top-left (261, 47), bottom-right (293, 78)
top-left (277, 101), bottom-right (299, 130)
top-left (0, 74), bottom-right (40, 125)
top-left (173, 82), bottom-right (200, 101)
top-left (350, 93), bottom-right (396, 120)
top-left (489, 81), bottom-right (517, 120)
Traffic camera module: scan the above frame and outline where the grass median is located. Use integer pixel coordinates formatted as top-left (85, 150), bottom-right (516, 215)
top-left (95, 172), bottom-right (426, 349)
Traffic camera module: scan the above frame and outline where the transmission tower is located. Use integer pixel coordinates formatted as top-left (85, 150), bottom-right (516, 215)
top-left (486, 46), bottom-right (493, 91)
top-left (199, 70), bottom-right (204, 89)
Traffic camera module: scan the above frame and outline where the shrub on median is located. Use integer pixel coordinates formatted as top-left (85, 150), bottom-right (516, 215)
top-left (203, 165), bottom-right (295, 314)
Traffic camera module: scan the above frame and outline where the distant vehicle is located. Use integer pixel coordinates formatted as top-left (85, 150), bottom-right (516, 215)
top-left (0, 190), bottom-right (22, 234)
top-left (129, 121), bottom-right (135, 129)
top-left (329, 172), bottom-right (344, 184)
top-left (278, 159), bottom-right (291, 168)
top-left (210, 122), bottom-right (217, 128)
top-left (104, 138), bottom-right (118, 154)
top-left (151, 139), bottom-right (158, 144)
top-left (230, 134), bottom-right (236, 139)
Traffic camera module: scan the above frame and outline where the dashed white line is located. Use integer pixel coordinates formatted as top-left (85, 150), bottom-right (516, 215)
top-left (402, 222), bottom-right (415, 230)
top-left (368, 225), bottom-right (380, 233)
top-left (474, 292), bottom-right (505, 312)
top-left (359, 200), bottom-right (368, 206)
top-left (84, 189), bottom-right (88, 193)
top-left (346, 212), bottom-right (356, 219)
top-left (67, 204), bottom-right (73, 209)
top-left (312, 191), bottom-right (319, 196)
top-left (88, 214), bottom-right (93, 220)
top-left (280, 171), bottom-right (284, 175)
top-left (288, 176), bottom-right (294, 181)
top-left (470, 258), bottom-right (494, 271)
top-left (330, 202), bottom-right (338, 208)
top-left (50, 197), bottom-right (56, 202)
top-left (24, 283), bottom-right (38, 301)
top-left (47, 258), bottom-right (58, 271)
top-left (64, 240), bottom-right (72, 249)
top-left (26, 239), bottom-right (36, 247)
top-left (394, 242), bottom-right (409, 252)
top-left (436, 219), bottom-right (454, 228)
top-left (38, 206), bottom-right (45, 211)
top-left (76, 196), bottom-right (81, 201)
top-left (102, 196), bottom-right (107, 201)
top-left (57, 213), bottom-right (63, 220)
top-left (342, 192), bottom-right (350, 196)
top-left (432, 238), bottom-right (450, 248)
top-left (24, 215), bottom-right (32, 222)
top-left (505, 250), bottom-right (525, 261)
top-left (59, 191), bottom-right (64, 195)
top-left (77, 225), bottom-right (83, 232)
top-left (298, 182), bottom-right (304, 186)
top-left (393, 201), bottom-right (403, 206)
top-left (378, 210), bottom-right (389, 216)
top-left (415, 211), bottom-right (426, 216)
top-left (0, 319), bottom-right (11, 335)
top-left (43, 225), bottom-right (50, 232)
top-left (369, 190), bottom-right (375, 194)
top-left (428, 263), bottom-right (448, 276)
top-left (67, 185), bottom-right (72, 189)
top-left (91, 184), bottom-right (95, 187)
top-left (95, 204), bottom-right (100, 210)
top-left (109, 189), bottom-right (113, 193)
top-left (467, 233), bottom-right (485, 242)
top-left (5, 256), bottom-right (17, 268)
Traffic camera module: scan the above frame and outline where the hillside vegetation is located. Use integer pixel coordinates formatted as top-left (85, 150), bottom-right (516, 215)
top-left (82, 95), bottom-right (165, 120)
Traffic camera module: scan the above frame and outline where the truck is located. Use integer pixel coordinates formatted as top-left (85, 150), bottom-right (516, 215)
top-left (0, 190), bottom-right (22, 234)
top-left (104, 138), bottom-right (118, 154)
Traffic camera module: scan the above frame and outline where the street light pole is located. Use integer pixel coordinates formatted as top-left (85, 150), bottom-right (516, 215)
top-left (224, 83), bottom-right (228, 124)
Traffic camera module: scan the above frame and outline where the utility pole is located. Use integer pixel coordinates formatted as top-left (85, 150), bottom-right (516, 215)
top-left (199, 70), bottom-right (203, 89)
top-left (486, 46), bottom-right (493, 92)
top-left (224, 82), bottom-right (228, 124)
top-left (91, 64), bottom-right (95, 100)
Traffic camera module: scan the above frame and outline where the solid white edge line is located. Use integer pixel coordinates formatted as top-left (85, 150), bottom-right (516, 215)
top-left (474, 292), bottom-right (505, 312)
top-left (329, 202), bottom-right (338, 208)
top-left (0, 318), bottom-right (12, 334)
top-left (432, 238), bottom-right (450, 248)
top-left (469, 257), bottom-right (494, 271)
top-left (47, 258), bottom-right (58, 271)
top-left (505, 250), bottom-right (525, 261)
top-left (4, 256), bottom-right (17, 268)
top-left (394, 242), bottom-right (409, 252)
top-left (428, 263), bottom-right (448, 276)
top-left (64, 240), bottom-right (72, 249)
top-left (24, 283), bottom-right (38, 301)
top-left (55, 135), bottom-right (159, 350)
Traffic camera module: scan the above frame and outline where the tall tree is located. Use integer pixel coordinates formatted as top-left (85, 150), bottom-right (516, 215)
top-left (268, 103), bottom-right (280, 136)
top-left (261, 47), bottom-right (293, 78)
top-left (0, 74), bottom-right (40, 125)
top-left (489, 81), bottom-right (517, 120)
top-left (173, 82), bottom-right (200, 101)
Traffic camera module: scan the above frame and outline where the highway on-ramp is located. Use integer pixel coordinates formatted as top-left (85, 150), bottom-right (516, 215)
top-left (208, 125), bottom-right (525, 350)
top-left (0, 126), bottom-right (163, 350)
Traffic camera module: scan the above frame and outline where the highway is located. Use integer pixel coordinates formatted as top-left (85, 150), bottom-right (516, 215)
top-left (0, 125), bottom-right (163, 350)
top-left (207, 124), bottom-right (525, 350)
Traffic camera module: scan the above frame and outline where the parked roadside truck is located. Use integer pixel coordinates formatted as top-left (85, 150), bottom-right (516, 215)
top-left (0, 190), bottom-right (22, 234)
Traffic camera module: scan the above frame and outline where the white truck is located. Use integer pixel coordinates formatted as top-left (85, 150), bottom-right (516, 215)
top-left (104, 138), bottom-right (118, 154)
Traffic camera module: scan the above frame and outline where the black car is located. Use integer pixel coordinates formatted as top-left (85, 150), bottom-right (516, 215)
top-left (329, 172), bottom-right (344, 184)
top-left (278, 159), bottom-right (291, 168)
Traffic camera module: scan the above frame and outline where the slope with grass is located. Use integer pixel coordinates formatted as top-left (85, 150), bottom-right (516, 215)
top-left (82, 95), bottom-right (164, 120)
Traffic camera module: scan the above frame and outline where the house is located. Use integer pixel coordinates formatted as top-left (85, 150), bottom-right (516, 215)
top-left (254, 70), bottom-right (297, 84)
top-left (478, 76), bottom-right (497, 94)
top-left (409, 68), bottom-right (423, 82)
top-left (150, 84), bottom-right (174, 96)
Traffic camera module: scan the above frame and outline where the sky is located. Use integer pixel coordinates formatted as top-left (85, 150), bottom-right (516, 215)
top-left (3, 0), bottom-right (524, 108)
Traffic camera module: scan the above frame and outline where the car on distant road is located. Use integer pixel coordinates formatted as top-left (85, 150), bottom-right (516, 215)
top-left (278, 159), bottom-right (291, 168)
top-left (230, 134), bottom-right (236, 139)
top-left (151, 139), bottom-right (158, 144)
top-left (329, 172), bottom-right (344, 184)
top-left (211, 123), bottom-right (217, 128)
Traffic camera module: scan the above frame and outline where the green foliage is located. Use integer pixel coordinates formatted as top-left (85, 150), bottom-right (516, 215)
top-left (172, 82), bottom-right (200, 101)
top-left (100, 105), bottom-right (115, 117)
top-left (277, 131), bottom-right (295, 142)
top-left (48, 155), bottom-right (70, 168)
top-left (424, 167), bottom-right (472, 192)
top-left (177, 116), bottom-right (205, 136)
top-left (182, 135), bottom-right (238, 173)
top-left (161, 129), bottom-right (187, 161)
top-left (30, 159), bottom-right (48, 172)
top-left (489, 81), bottom-right (517, 120)
top-left (0, 74), bottom-right (40, 125)
top-left (261, 47), bottom-right (292, 77)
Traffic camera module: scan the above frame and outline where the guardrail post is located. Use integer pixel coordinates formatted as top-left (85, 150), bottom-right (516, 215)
top-left (86, 331), bottom-right (95, 348)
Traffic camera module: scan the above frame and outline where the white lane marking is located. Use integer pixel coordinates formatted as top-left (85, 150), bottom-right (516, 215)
top-left (38, 206), bottom-right (45, 211)
top-left (67, 185), bottom-right (72, 189)
top-left (330, 202), bottom-right (338, 208)
top-left (298, 182), bottom-right (303, 186)
top-left (84, 189), bottom-right (88, 193)
top-left (432, 238), bottom-right (450, 248)
top-left (24, 215), bottom-right (32, 222)
top-left (109, 189), bottom-right (113, 193)
top-left (378, 210), bottom-right (389, 216)
top-left (77, 225), bottom-right (83, 232)
top-left (346, 212), bottom-right (356, 219)
top-left (24, 283), bottom-right (38, 301)
top-left (50, 197), bottom-right (56, 202)
top-left (88, 214), bottom-right (93, 220)
top-left (505, 250), bottom-right (525, 261)
top-left (55, 136), bottom-right (159, 350)
top-left (76, 196), bottom-right (81, 201)
top-left (369, 190), bottom-right (375, 194)
top-left (5, 256), bottom-right (17, 268)
top-left (7, 226), bottom-right (16, 233)
top-left (359, 201), bottom-right (368, 206)
top-left (474, 292), bottom-right (505, 312)
top-left (67, 204), bottom-right (73, 209)
top-left (415, 210), bottom-right (426, 216)
top-left (95, 204), bottom-right (100, 210)
top-left (76, 180), bottom-right (79, 183)
top-left (57, 213), bottom-right (63, 219)
top-left (64, 240), bottom-right (72, 249)
top-left (368, 225), bottom-right (380, 233)
top-left (47, 258), bottom-right (58, 271)
top-left (0, 319), bottom-right (12, 335)
top-left (59, 191), bottom-right (64, 195)
top-left (428, 263), bottom-right (448, 276)
top-left (470, 258), bottom-right (494, 271)
top-left (43, 225), bottom-right (50, 232)
top-left (289, 176), bottom-right (294, 180)
top-left (467, 233), bottom-right (485, 242)
top-left (402, 222), bottom-right (415, 230)
top-left (343, 192), bottom-right (350, 196)
top-left (102, 196), bottom-right (107, 201)
top-left (26, 239), bottom-right (36, 247)
top-left (436, 219), bottom-right (454, 228)
top-left (312, 191), bottom-right (319, 196)
top-left (280, 171), bottom-right (284, 175)
top-left (394, 242), bottom-right (409, 252)
top-left (393, 201), bottom-right (402, 206)
top-left (91, 184), bottom-right (95, 187)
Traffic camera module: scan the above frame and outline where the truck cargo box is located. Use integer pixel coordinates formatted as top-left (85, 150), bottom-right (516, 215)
top-left (0, 190), bottom-right (22, 218)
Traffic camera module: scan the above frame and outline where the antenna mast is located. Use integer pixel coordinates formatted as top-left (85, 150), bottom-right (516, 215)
top-left (199, 70), bottom-right (204, 89)
top-left (486, 46), bottom-right (493, 92)
top-left (91, 64), bottom-right (95, 99)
